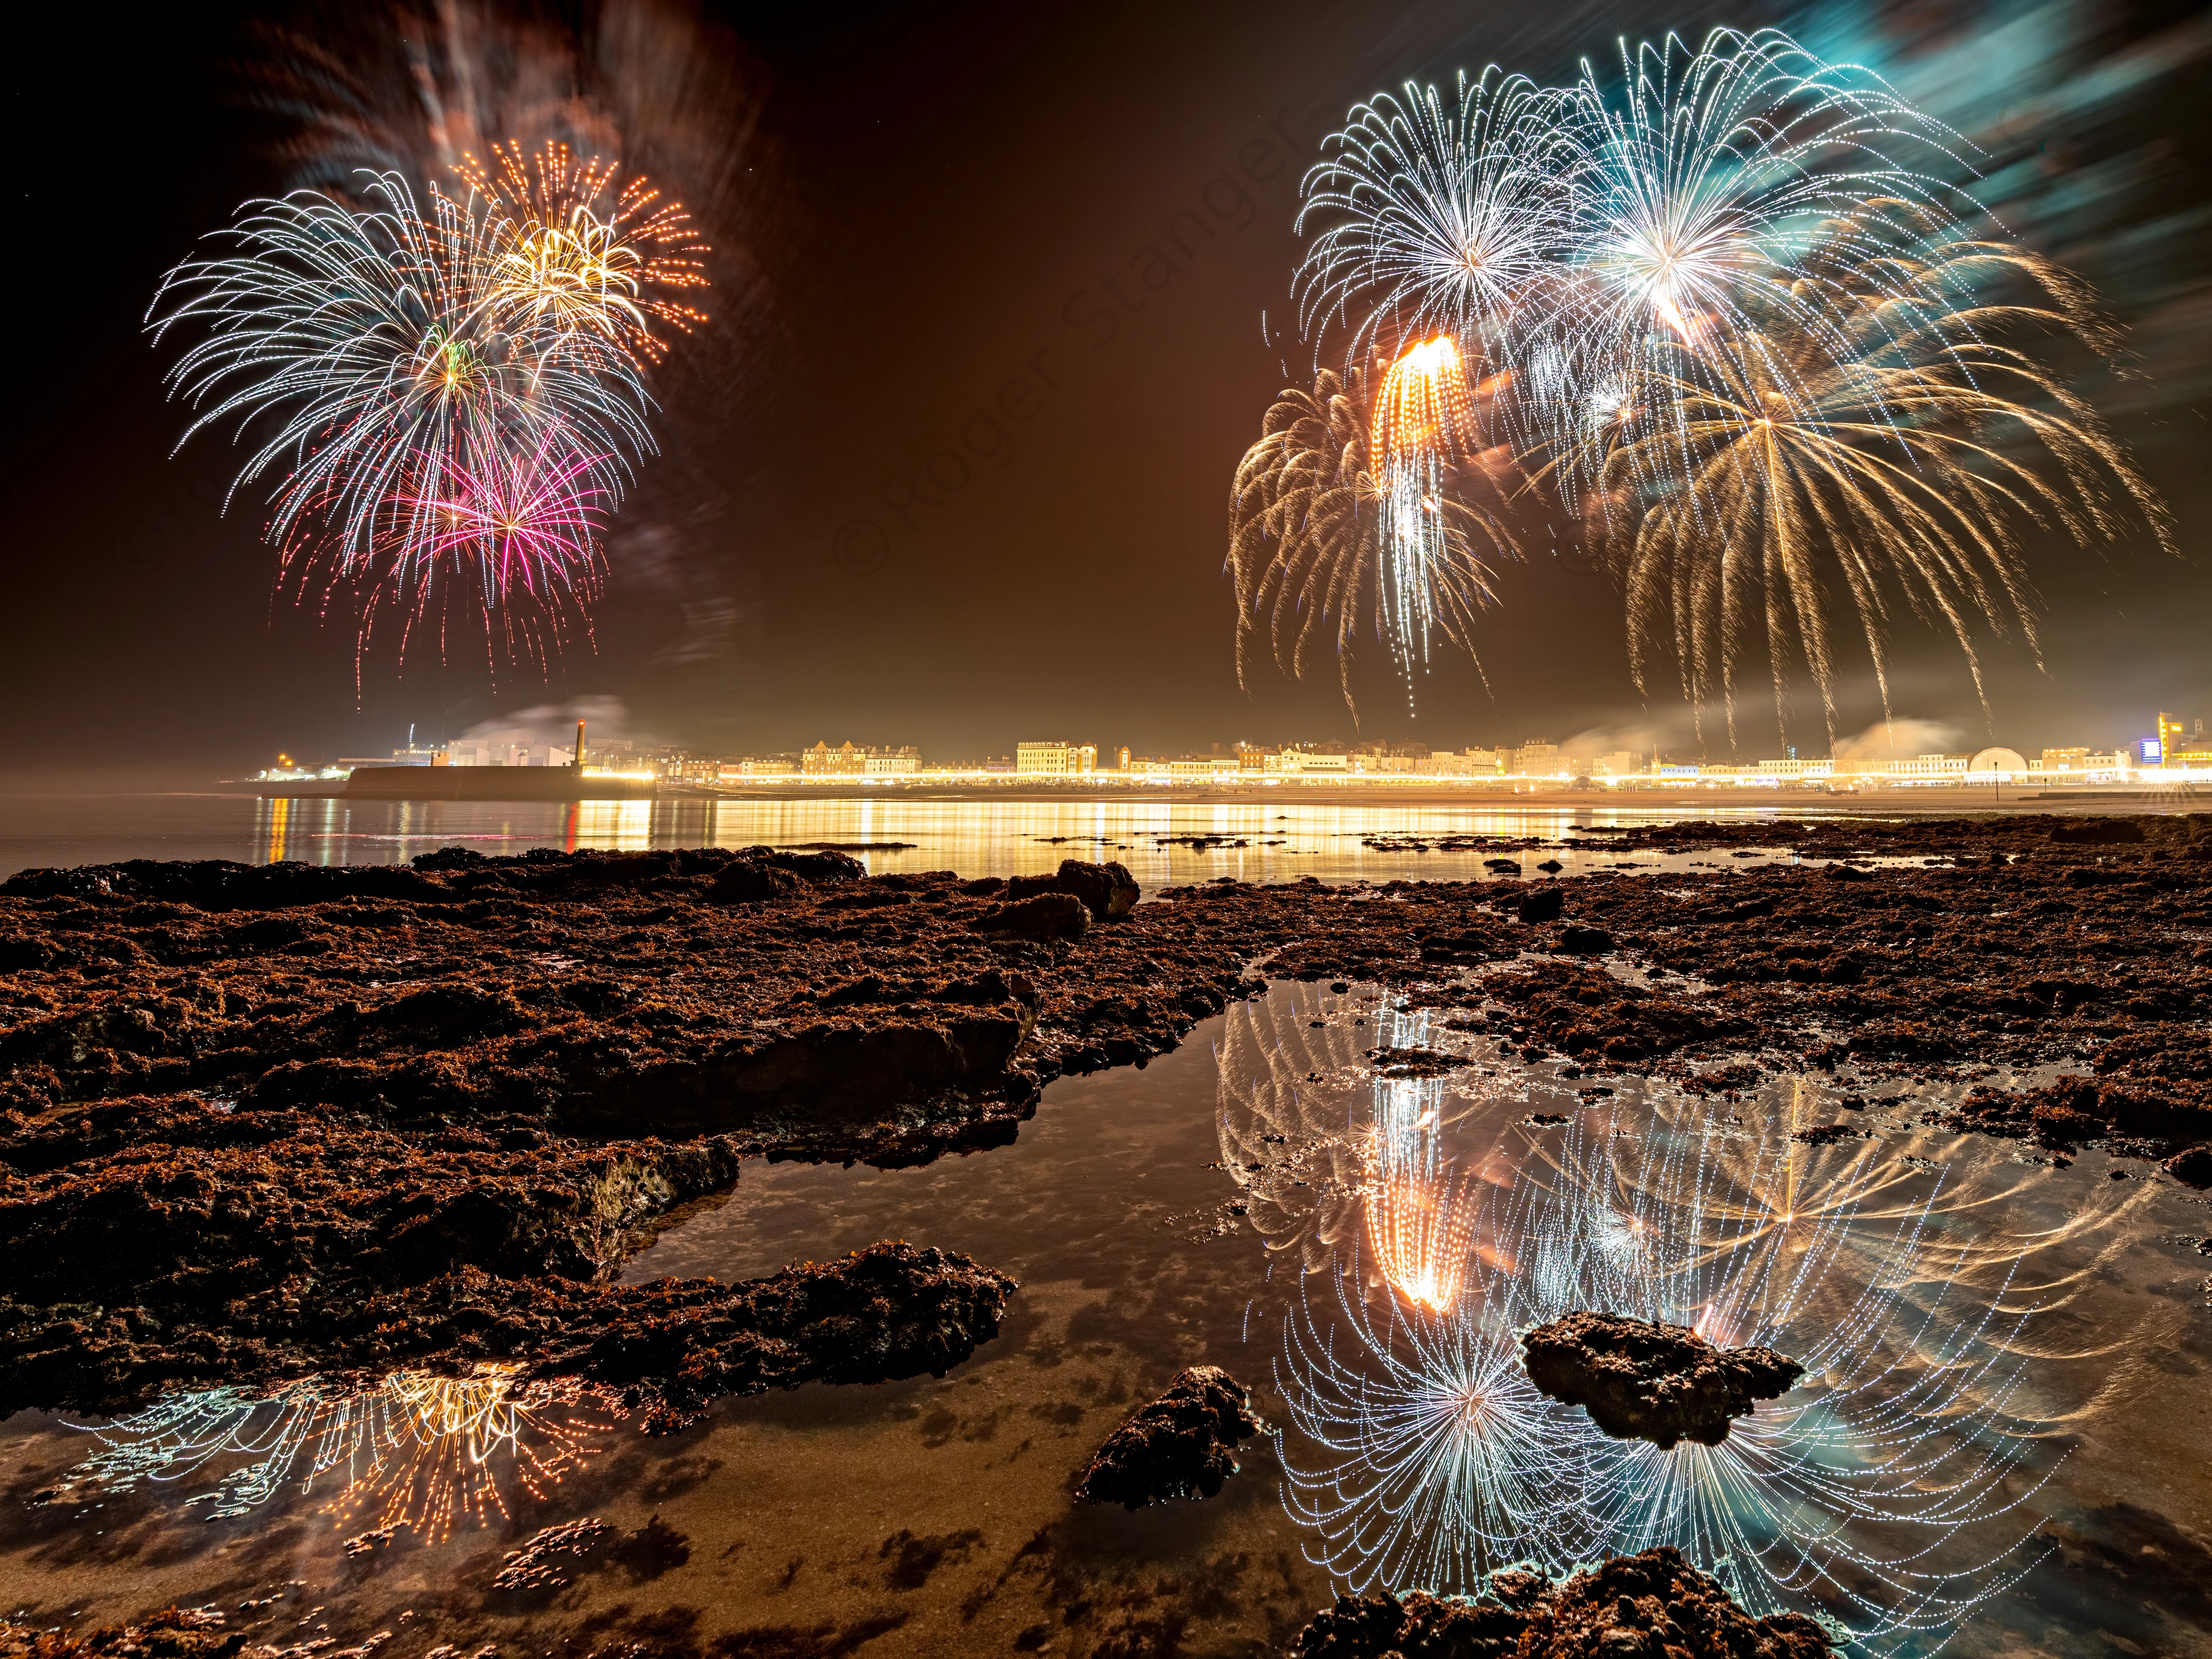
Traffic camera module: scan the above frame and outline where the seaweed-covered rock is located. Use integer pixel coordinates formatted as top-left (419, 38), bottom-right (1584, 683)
top-left (0, 1606), bottom-right (249, 1659)
top-left (1479, 961), bottom-right (1751, 1069)
top-left (1517, 1547), bottom-right (1834, 1658)
top-left (1, 1236), bottom-right (1017, 1429)
top-left (1288, 1586), bottom-right (1526, 1658)
top-left (1073, 1364), bottom-right (1262, 1509)
top-left (976, 891), bottom-right (1091, 941)
top-left (1004, 858), bottom-right (1139, 921)
top-left (1521, 1313), bottom-right (1802, 1449)
top-left (1518, 886), bottom-right (1565, 925)
top-left (1286, 1547), bottom-right (1834, 1658)
top-left (1368, 1046), bottom-right (1472, 1078)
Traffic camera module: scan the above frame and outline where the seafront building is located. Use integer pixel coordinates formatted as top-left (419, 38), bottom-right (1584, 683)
top-left (1016, 741), bottom-right (1099, 775)
top-left (799, 741), bottom-right (921, 777)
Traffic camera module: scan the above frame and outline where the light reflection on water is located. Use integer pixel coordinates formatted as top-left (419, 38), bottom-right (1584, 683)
top-left (0, 791), bottom-right (1826, 887)
top-left (1220, 989), bottom-right (2152, 1650)
top-left (2, 980), bottom-right (2207, 1651)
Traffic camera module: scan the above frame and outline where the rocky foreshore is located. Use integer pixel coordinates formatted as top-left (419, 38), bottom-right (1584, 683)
top-left (4, 814), bottom-right (2210, 1419)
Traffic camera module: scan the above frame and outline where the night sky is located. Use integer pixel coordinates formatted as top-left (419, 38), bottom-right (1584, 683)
top-left (6, 0), bottom-right (2207, 779)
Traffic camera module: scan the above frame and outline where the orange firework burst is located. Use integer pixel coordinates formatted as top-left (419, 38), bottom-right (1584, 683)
top-left (459, 139), bottom-right (710, 364)
top-left (1365, 1171), bottom-right (1479, 1312)
top-left (1368, 335), bottom-right (1477, 469)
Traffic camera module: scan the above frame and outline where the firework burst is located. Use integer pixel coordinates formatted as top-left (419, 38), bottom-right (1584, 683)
top-left (1227, 365), bottom-right (1517, 715)
top-left (460, 140), bottom-right (710, 364)
top-left (1582, 219), bottom-right (2173, 743)
top-left (149, 156), bottom-right (706, 670)
top-left (1262, 26), bottom-right (2168, 731)
top-left (1294, 69), bottom-right (1575, 378)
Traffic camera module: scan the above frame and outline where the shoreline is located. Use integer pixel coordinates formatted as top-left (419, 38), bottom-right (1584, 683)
top-left (184, 778), bottom-right (2211, 814)
top-left (2, 808), bottom-right (2207, 1421)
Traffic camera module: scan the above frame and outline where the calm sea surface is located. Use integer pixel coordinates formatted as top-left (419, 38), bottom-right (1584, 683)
top-left (0, 791), bottom-right (1841, 887)
top-left (0, 795), bottom-right (2206, 1656)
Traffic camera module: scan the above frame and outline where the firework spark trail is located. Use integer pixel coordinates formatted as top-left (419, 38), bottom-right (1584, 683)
top-left (1294, 68), bottom-right (1576, 389)
top-left (1226, 366), bottom-right (1517, 717)
top-left (1256, 25), bottom-right (2168, 726)
top-left (149, 156), bottom-right (706, 669)
top-left (460, 139), bottom-right (710, 365)
top-left (1548, 31), bottom-right (1974, 425)
top-left (1585, 221), bottom-right (2173, 743)
top-left (59, 1365), bottom-right (619, 1536)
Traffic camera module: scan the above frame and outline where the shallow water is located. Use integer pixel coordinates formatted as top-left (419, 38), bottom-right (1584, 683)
top-left (4, 978), bottom-right (2209, 1657)
top-left (0, 790), bottom-right (1865, 888)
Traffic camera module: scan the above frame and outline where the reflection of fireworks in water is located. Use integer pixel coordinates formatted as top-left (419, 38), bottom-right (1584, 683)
top-left (1283, 1266), bottom-right (1590, 1598)
top-left (1223, 992), bottom-right (2142, 1650)
top-left (62, 1366), bottom-right (619, 1537)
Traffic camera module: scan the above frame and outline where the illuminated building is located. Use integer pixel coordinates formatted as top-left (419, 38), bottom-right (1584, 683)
top-left (1506, 740), bottom-right (1559, 776)
top-left (442, 739), bottom-right (575, 767)
top-left (801, 741), bottom-right (920, 777)
top-left (1015, 741), bottom-right (1098, 775)
top-left (1270, 749), bottom-right (1351, 775)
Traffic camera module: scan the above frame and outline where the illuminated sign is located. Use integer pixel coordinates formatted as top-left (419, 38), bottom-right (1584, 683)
top-left (2140, 739), bottom-right (2162, 762)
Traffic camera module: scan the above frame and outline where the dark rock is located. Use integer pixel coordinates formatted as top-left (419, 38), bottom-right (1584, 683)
top-left (1536, 859), bottom-right (1565, 873)
top-left (1073, 1364), bottom-right (1262, 1509)
top-left (1479, 961), bottom-right (1749, 1068)
top-left (1287, 1585), bottom-right (1525, 1657)
top-left (1942, 1073), bottom-right (2212, 1152)
top-left (1791, 1123), bottom-right (1869, 1145)
top-left (1521, 1312), bottom-right (1803, 1449)
top-left (976, 891), bottom-right (1090, 941)
top-left (2167, 1146), bottom-right (2212, 1188)
top-left (1003, 858), bottom-right (1139, 921)
top-left (1559, 925), bottom-right (1613, 955)
top-left (1286, 1547), bottom-right (1834, 1658)
top-left (709, 861), bottom-right (805, 903)
top-left (1519, 887), bottom-right (1565, 924)
top-left (1, 1227), bottom-right (1017, 1428)
top-left (1368, 1046), bottom-right (1473, 1078)
top-left (0, 1606), bottom-right (252, 1659)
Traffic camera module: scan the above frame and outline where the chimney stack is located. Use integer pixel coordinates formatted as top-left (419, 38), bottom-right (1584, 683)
top-left (574, 719), bottom-right (586, 772)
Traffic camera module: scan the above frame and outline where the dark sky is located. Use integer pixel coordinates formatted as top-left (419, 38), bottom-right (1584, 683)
top-left (5, 0), bottom-right (2207, 778)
